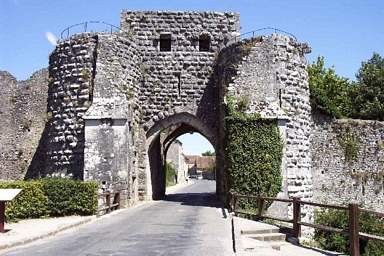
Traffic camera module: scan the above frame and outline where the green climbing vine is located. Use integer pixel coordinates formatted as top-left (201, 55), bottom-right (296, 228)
top-left (225, 96), bottom-right (283, 210)
top-left (337, 128), bottom-right (360, 162)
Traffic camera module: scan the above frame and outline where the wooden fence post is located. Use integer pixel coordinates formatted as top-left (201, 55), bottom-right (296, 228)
top-left (0, 202), bottom-right (5, 233)
top-left (116, 192), bottom-right (121, 210)
top-left (233, 195), bottom-right (237, 215)
top-left (349, 203), bottom-right (360, 256)
top-left (257, 197), bottom-right (264, 220)
top-left (106, 193), bottom-right (111, 213)
top-left (292, 197), bottom-right (301, 238)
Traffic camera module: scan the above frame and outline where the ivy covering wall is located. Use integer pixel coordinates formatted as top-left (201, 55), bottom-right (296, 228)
top-left (225, 97), bottom-right (283, 209)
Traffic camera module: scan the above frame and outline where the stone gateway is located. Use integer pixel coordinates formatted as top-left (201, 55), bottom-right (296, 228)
top-left (3, 10), bottom-right (381, 220)
top-left (40, 10), bottom-right (313, 217)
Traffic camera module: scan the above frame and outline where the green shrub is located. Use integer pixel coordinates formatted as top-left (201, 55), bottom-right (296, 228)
top-left (165, 162), bottom-right (176, 187)
top-left (42, 178), bottom-right (98, 216)
top-left (225, 97), bottom-right (283, 210)
top-left (0, 180), bottom-right (48, 221)
top-left (0, 178), bottom-right (98, 222)
top-left (314, 208), bottom-right (384, 255)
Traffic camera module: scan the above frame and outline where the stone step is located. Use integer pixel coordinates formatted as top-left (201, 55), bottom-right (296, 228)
top-left (241, 227), bottom-right (280, 235)
top-left (249, 232), bottom-right (287, 242)
top-left (242, 236), bottom-right (287, 251)
top-left (234, 216), bottom-right (281, 235)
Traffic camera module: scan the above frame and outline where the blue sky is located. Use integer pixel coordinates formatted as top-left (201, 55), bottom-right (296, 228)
top-left (1, 0), bottom-right (383, 155)
top-left (178, 133), bottom-right (214, 155)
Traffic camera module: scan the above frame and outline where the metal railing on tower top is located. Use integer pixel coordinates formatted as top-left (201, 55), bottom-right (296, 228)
top-left (229, 27), bottom-right (297, 43)
top-left (60, 21), bottom-right (120, 40)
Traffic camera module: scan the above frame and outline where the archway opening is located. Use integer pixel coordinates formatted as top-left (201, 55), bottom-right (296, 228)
top-left (165, 132), bottom-right (216, 190)
top-left (146, 113), bottom-right (220, 201)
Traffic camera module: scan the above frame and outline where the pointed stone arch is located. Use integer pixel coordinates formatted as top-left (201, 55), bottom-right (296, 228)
top-left (145, 112), bottom-right (218, 200)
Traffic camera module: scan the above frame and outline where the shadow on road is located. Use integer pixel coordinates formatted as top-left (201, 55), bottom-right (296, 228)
top-left (164, 192), bottom-right (223, 208)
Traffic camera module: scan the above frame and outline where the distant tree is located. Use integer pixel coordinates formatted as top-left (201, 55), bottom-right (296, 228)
top-left (165, 162), bottom-right (176, 187)
top-left (308, 56), bottom-right (353, 118)
top-left (202, 150), bottom-right (215, 156)
top-left (351, 53), bottom-right (384, 120)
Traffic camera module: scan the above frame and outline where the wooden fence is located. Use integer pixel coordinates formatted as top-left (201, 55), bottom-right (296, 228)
top-left (97, 191), bottom-right (121, 216)
top-left (229, 192), bottom-right (384, 256)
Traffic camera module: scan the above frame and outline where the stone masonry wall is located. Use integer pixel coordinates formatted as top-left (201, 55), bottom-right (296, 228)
top-left (83, 33), bottom-right (141, 204)
top-left (121, 11), bottom-right (239, 129)
top-left (46, 34), bottom-right (98, 179)
top-left (226, 38), bottom-right (278, 115)
top-left (0, 69), bottom-right (49, 180)
top-left (121, 11), bottom-right (240, 51)
top-left (275, 35), bottom-right (313, 220)
top-left (311, 113), bottom-right (384, 211)
top-left (166, 140), bottom-right (187, 184)
top-left (217, 34), bottom-right (312, 221)
top-left (120, 11), bottom-right (240, 198)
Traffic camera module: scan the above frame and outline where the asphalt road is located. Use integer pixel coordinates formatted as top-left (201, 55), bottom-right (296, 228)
top-left (3, 180), bottom-right (234, 256)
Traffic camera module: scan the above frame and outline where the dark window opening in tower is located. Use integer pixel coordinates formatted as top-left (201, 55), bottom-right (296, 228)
top-left (160, 34), bottom-right (171, 51)
top-left (199, 34), bottom-right (210, 52)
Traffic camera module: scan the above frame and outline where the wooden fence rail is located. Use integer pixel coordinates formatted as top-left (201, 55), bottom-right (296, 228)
top-left (229, 192), bottom-right (384, 256)
top-left (97, 191), bottom-right (121, 216)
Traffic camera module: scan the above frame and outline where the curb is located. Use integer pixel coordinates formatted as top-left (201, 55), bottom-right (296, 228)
top-left (0, 217), bottom-right (94, 251)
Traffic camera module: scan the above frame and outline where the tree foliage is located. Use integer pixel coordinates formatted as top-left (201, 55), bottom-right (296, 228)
top-left (165, 162), bottom-right (176, 187)
top-left (351, 53), bottom-right (384, 120)
top-left (202, 150), bottom-right (215, 156)
top-left (308, 53), bottom-right (384, 121)
top-left (308, 56), bottom-right (353, 118)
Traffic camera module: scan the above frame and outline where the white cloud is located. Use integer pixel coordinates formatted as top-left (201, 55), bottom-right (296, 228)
top-left (45, 32), bottom-right (57, 46)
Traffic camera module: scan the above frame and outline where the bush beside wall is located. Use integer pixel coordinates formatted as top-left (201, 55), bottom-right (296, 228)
top-left (314, 208), bottom-right (384, 256)
top-left (0, 180), bottom-right (49, 221)
top-left (0, 178), bottom-right (98, 222)
top-left (42, 178), bottom-right (98, 216)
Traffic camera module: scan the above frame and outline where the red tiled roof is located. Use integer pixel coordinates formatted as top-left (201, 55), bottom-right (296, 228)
top-left (184, 155), bottom-right (215, 170)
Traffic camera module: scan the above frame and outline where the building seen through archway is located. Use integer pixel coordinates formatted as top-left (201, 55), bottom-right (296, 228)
top-left (165, 133), bottom-right (216, 188)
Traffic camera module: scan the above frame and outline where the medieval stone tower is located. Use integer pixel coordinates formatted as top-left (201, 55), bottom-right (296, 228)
top-left (44, 11), bottom-right (312, 215)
